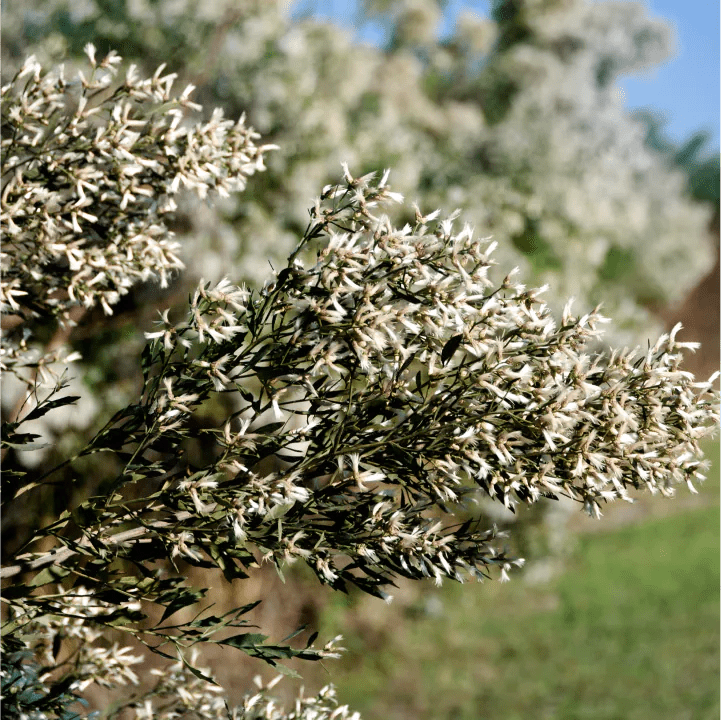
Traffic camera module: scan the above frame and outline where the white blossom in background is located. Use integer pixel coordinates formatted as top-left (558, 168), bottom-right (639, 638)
top-left (1, 0), bottom-right (713, 348)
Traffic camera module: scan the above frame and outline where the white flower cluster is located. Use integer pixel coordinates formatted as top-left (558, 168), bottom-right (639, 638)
top-left (3, 588), bottom-right (144, 701)
top-left (0, 5), bottom-right (717, 714)
top-left (0, 47), bottom-right (276, 459)
top-left (132, 667), bottom-right (361, 720)
top-left (274, 171), bottom-right (718, 518)
top-left (120, 169), bottom-right (717, 593)
top-left (3, 588), bottom-right (354, 720)
top-left (0, 46), bottom-right (275, 324)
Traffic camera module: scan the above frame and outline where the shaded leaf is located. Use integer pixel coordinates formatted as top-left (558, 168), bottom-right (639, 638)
top-left (180, 653), bottom-right (219, 686)
top-left (158, 588), bottom-right (205, 623)
top-left (441, 334), bottom-right (463, 365)
top-left (23, 396), bottom-right (81, 422)
top-left (27, 565), bottom-right (71, 588)
top-left (219, 632), bottom-right (268, 649)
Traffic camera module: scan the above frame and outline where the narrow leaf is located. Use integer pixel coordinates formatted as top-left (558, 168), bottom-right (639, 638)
top-left (218, 632), bottom-right (268, 649)
top-left (441, 334), bottom-right (463, 365)
top-left (23, 396), bottom-right (81, 422)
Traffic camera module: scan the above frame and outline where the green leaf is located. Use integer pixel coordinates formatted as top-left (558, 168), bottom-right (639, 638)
top-left (52, 632), bottom-right (62, 660)
top-left (390, 286), bottom-right (422, 304)
top-left (253, 421), bottom-right (286, 436)
top-left (102, 608), bottom-right (147, 626)
top-left (1, 432), bottom-right (44, 448)
top-left (264, 501), bottom-right (295, 522)
top-left (180, 652), bottom-right (219, 686)
top-left (158, 588), bottom-right (205, 623)
top-left (22, 396), bottom-right (81, 422)
top-left (148, 646), bottom-right (177, 662)
top-left (397, 350), bottom-right (418, 376)
top-left (281, 625), bottom-right (307, 643)
top-left (236, 386), bottom-right (257, 407)
top-left (87, 427), bottom-right (132, 452)
top-left (207, 543), bottom-right (249, 582)
top-left (218, 632), bottom-right (268, 649)
top-left (72, 502), bottom-right (101, 528)
top-left (1, 619), bottom-right (20, 637)
top-left (27, 565), bottom-right (71, 588)
top-left (141, 342), bottom-right (155, 383)
top-left (272, 663), bottom-right (301, 678)
top-left (1, 585), bottom-right (33, 600)
top-left (188, 600), bottom-right (261, 627)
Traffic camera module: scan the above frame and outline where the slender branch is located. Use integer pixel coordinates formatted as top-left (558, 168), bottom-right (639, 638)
top-left (0, 511), bottom-right (193, 579)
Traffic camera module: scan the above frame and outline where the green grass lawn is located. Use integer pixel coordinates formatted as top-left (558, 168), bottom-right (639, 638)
top-left (316, 444), bottom-right (719, 720)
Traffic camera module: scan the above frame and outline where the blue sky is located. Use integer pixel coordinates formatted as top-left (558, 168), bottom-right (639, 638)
top-left (298, 0), bottom-right (719, 150)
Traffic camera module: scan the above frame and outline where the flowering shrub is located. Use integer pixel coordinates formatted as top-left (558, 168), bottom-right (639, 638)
top-left (3, 0), bottom-right (716, 591)
top-left (1, 49), bottom-right (718, 718)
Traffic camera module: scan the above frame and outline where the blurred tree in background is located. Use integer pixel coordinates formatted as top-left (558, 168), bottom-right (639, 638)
top-left (2, 0), bottom-right (713, 328)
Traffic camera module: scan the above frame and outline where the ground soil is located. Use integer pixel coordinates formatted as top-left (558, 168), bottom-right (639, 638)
top-left (656, 214), bottom-right (719, 382)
